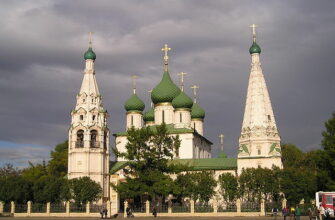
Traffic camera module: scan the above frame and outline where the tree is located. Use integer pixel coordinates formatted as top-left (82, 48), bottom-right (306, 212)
top-left (175, 171), bottom-right (217, 203)
top-left (48, 140), bottom-right (68, 177)
top-left (218, 173), bottom-right (238, 204)
top-left (68, 177), bottom-right (102, 205)
top-left (113, 124), bottom-right (182, 203)
top-left (239, 167), bottom-right (280, 202)
top-left (0, 175), bottom-right (33, 203)
top-left (280, 168), bottom-right (316, 205)
top-left (0, 163), bottom-right (21, 177)
top-left (281, 144), bottom-right (304, 169)
top-left (321, 113), bottom-right (335, 190)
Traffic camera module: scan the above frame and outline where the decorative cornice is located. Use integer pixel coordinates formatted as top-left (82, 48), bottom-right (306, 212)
top-left (154, 102), bottom-right (172, 107)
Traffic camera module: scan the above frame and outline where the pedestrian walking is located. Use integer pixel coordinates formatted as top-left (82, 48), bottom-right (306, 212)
top-left (290, 206), bottom-right (296, 220)
top-left (319, 205), bottom-right (325, 220)
top-left (152, 207), bottom-right (157, 217)
top-left (103, 207), bottom-right (108, 218)
top-left (295, 206), bottom-right (301, 220)
top-left (282, 206), bottom-right (289, 220)
top-left (273, 207), bottom-right (278, 220)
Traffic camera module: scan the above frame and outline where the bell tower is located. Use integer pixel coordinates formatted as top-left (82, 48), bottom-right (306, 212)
top-left (238, 25), bottom-right (282, 174)
top-left (68, 33), bottom-right (110, 201)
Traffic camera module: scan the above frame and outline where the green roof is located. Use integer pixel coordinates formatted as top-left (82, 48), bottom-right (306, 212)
top-left (110, 158), bottom-right (237, 174)
top-left (115, 124), bottom-right (193, 137)
top-left (191, 102), bottom-right (205, 119)
top-left (124, 94), bottom-right (145, 112)
top-left (143, 108), bottom-right (154, 122)
top-left (110, 161), bottom-right (128, 174)
top-left (84, 47), bottom-right (96, 60)
top-left (249, 41), bottom-right (261, 54)
top-left (151, 70), bottom-right (181, 104)
top-left (172, 91), bottom-right (193, 109)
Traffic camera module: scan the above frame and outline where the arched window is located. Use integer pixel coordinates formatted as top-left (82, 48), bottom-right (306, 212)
top-left (131, 115), bottom-right (134, 126)
top-left (162, 110), bottom-right (165, 123)
top-left (103, 131), bottom-right (107, 149)
top-left (76, 130), bottom-right (84, 148)
top-left (90, 130), bottom-right (98, 148)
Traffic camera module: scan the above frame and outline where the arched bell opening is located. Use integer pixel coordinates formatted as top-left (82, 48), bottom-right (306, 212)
top-left (76, 130), bottom-right (84, 148)
top-left (90, 130), bottom-right (99, 148)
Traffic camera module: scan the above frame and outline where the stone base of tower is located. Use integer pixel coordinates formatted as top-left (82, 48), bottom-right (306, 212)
top-left (237, 156), bottom-right (282, 175)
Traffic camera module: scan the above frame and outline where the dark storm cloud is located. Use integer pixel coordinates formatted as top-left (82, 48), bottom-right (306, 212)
top-left (0, 0), bottom-right (334, 165)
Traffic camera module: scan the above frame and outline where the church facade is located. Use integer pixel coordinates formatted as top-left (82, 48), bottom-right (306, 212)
top-left (67, 26), bottom-right (283, 207)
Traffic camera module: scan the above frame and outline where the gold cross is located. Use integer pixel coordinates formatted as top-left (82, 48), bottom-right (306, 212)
top-left (219, 133), bottom-right (224, 151)
top-left (250, 24), bottom-right (257, 42)
top-left (131, 75), bottom-right (138, 94)
top-left (190, 85), bottom-right (199, 103)
top-left (161, 44), bottom-right (171, 66)
top-left (178, 72), bottom-right (187, 91)
top-left (88, 32), bottom-right (94, 47)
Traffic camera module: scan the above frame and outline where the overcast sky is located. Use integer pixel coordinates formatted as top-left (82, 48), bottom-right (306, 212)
top-left (0, 0), bottom-right (334, 167)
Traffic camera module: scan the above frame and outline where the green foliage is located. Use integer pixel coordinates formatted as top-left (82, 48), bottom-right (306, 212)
top-left (113, 124), bottom-right (183, 202)
top-left (218, 152), bottom-right (228, 158)
top-left (68, 177), bottom-right (102, 205)
top-left (48, 140), bottom-right (68, 177)
top-left (176, 171), bottom-right (217, 202)
top-left (218, 173), bottom-right (238, 203)
top-left (321, 113), bottom-right (335, 189)
top-left (280, 167), bottom-right (316, 205)
top-left (239, 167), bottom-right (280, 202)
top-left (281, 144), bottom-right (304, 169)
top-left (0, 175), bottom-right (33, 203)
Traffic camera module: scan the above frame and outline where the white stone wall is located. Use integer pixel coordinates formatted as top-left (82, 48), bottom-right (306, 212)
top-left (237, 157), bottom-right (282, 175)
top-left (126, 112), bottom-right (143, 129)
top-left (154, 103), bottom-right (174, 124)
top-left (114, 136), bottom-right (128, 161)
top-left (174, 109), bottom-right (191, 128)
top-left (191, 119), bottom-right (204, 135)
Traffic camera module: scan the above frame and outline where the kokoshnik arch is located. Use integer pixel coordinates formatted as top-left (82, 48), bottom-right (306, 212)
top-left (67, 25), bottom-right (283, 208)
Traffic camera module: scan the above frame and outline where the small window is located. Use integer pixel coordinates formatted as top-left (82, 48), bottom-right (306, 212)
top-left (92, 115), bottom-right (96, 121)
top-left (268, 115), bottom-right (271, 121)
top-left (180, 112), bottom-right (182, 123)
top-left (131, 115), bottom-right (134, 126)
top-left (83, 99), bottom-right (85, 102)
top-left (80, 115), bottom-right (83, 120)
top-left (326, 195), bottom-right (332, 204)
top-left (258, 149), bottom-right (261, 155)
top-left (162, 110), bottom-right (165, 123)
top-left (92, 98), bottom-right (94, 102)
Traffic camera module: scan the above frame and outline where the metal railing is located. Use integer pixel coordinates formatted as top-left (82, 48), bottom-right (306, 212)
top-left (75, 141), bottom-right (84, 148)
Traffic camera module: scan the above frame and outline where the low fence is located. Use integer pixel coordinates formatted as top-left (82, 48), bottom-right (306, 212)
top-left (0, 201), bottom-right (113, 217)
top-left (123, 199), bottom-right (266, 217)
top-left (0, 199), bottom-right (289, 217)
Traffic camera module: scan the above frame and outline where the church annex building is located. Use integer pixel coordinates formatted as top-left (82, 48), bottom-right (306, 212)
top-left (67, 26), bottom-right (283, 212)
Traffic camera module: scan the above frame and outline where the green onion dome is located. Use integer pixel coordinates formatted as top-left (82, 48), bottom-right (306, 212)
top-left (172, 91), bottom-right (193, 109)
top-left (191, 102), bottom-right (205, 119)
top-left (124, 94), bottom-right (145, 112)
top-left (84, 47), bottom-right (96, 60)
top-left (143, 108), bottom-right (155, 122)
top-left (151, 71), bottom-right (181, 104)
top-left (249, 41), bottom-right (261, 54)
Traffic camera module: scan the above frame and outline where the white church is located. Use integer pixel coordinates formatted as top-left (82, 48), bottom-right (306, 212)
top-left (67, 26), bottom-right (283, 208)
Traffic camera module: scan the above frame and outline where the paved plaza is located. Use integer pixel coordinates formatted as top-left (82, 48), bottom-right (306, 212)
top-left (0, 217), bottom-right (311, 220)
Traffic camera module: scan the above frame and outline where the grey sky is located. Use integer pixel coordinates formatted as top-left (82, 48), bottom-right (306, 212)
top-left (0, 0), bottom-right (334, 166)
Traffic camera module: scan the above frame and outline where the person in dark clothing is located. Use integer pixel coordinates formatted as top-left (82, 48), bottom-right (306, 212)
top-left (103, 208), bottom-right (108, 218)
top-left (100, 209), bottom-right (104, 219)
top-left (152, 207), bottom-right (157, 217)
